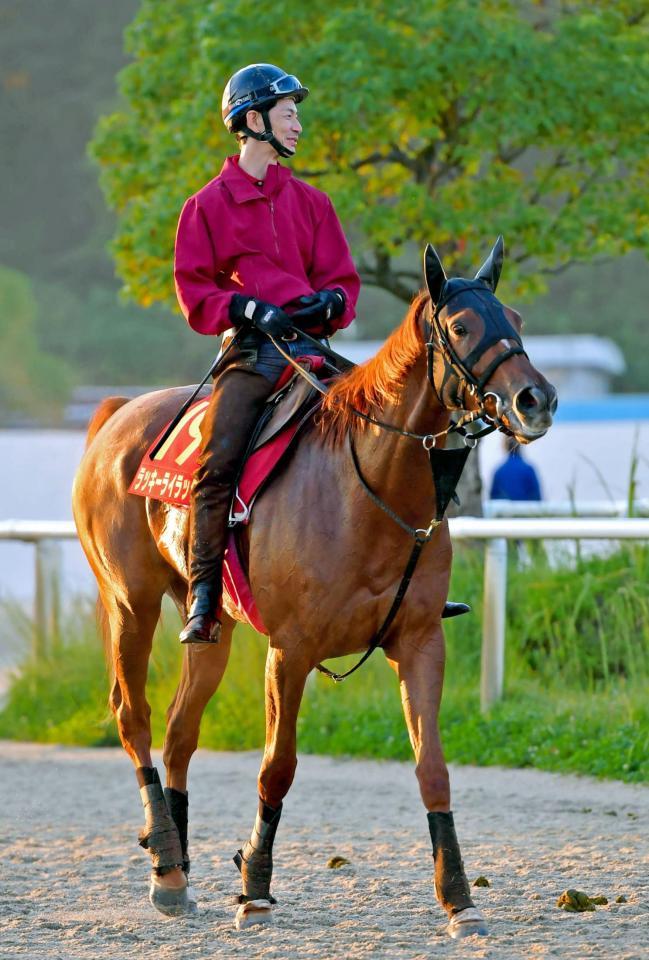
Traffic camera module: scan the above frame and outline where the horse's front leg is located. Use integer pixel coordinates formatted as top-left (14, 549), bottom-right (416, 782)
top-left (234, 643), bottom-right (309, 930)
top-left (387, 626), bottom-right (488, 940)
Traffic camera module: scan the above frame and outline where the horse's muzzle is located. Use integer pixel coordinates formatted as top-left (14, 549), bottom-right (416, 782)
top-left (508, 381), bottom-right (558, 441)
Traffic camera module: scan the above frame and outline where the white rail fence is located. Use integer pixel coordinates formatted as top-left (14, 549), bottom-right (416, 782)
top-left (2, 515), bottom-right (649, 712)
top-left (485, 499), bottom-right (649, 517)
top-left (0, 521), bottom-right (78, 660)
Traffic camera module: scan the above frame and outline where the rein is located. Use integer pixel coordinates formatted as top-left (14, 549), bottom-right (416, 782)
top-left (274, 326), bottom-right (497, 449)
top-left (348, 404), bottom-right (495, 448)
top-left (314, 430), bottom-right (471, 683)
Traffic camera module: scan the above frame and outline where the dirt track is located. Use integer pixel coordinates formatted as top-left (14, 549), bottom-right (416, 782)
top-left (1, 743), bottom-right (647, 959)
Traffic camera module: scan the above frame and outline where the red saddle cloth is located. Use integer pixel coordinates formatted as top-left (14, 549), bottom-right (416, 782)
top-left (129, 367), bottom-right (322, 633)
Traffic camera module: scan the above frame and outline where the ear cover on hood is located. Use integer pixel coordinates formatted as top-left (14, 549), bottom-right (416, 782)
top-left (424, 244), bottom-right (447, 304)
top-left (474, 236), bottom-right (505, 293)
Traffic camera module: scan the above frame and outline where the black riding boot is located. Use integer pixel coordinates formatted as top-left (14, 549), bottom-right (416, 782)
top-left (442, 601), bottom-right (471, 618)
top-left (179, 367), bottom-right (275, 645)
top-left (179, 474), bottom-right (233, 644)
top-left (179, 581), bottom-right (222, 644)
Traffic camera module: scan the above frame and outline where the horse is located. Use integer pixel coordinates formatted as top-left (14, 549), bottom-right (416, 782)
top-left (72, 239), bottom-right (556, 937)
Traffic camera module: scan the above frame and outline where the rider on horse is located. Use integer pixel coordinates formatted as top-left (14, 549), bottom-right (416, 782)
top-left (174, 63), bottom-right (360, 643)
top-left (174, 63), bottom-right (466, 645)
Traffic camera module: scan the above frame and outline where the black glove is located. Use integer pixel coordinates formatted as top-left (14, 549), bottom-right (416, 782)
top-left (291, 288), bottom-right (346, 329)
top-left (229, 294), bottom-right (293, 339)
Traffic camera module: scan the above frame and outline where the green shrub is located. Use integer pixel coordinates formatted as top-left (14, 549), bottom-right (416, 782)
top-left (1, 545), bottom-right (647, 782)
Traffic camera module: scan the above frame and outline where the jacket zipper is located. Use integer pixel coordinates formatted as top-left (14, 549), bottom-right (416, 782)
top-left (269, 199), bottom-right (280, 256)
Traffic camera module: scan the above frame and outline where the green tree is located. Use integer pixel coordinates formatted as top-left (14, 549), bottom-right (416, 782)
top-left (0, 267), bottom-right (72, 423)
top-left (31, 280), bottom-right (217, 387)
top-left (91, 0), bottom-right (649, 309)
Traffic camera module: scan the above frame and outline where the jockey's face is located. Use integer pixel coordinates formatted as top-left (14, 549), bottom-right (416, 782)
top-left (246, 97), bottom-right (302, 156)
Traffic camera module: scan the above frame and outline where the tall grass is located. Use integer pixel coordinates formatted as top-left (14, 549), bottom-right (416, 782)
top-left (1, 544), bottom-right (647, 781)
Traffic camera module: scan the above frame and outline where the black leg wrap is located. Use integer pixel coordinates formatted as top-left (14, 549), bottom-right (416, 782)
top-left (164, 787), bottom-right (190, 875)
top-left (233, 798), bottom-right (282, 903)
top-left (136, 766), bottom-right (184, 877)
top-left (427, 811), bottom-right (475, 917)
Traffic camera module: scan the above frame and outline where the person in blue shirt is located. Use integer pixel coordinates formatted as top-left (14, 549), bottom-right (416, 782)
top-left (489, 438), bottom-right (542, 501)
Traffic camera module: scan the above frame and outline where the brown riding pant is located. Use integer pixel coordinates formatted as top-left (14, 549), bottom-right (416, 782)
top-left (188, 366), bottom-right (277, 598)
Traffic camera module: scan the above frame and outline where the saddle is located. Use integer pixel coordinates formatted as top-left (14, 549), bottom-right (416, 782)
top-left (229, 374), bottom-right (320, 523)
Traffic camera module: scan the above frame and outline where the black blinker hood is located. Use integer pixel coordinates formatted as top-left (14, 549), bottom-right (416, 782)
top-left (437, 278), bottom-right (522, 370)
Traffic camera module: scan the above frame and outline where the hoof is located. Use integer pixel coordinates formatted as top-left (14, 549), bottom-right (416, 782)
top-left (149, 876), bottom-right (197, 917)
top-left (447, 907), bottom-right (488, 939)
top-left (235, 898), bottom-right (273, 930)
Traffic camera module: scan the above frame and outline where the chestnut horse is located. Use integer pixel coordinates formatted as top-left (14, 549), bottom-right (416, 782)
top-left (72, 240), bottom-right (556, 937)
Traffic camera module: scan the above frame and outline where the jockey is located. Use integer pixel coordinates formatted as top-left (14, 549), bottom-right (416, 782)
top-left (174, 63), bottom-right (361, 643)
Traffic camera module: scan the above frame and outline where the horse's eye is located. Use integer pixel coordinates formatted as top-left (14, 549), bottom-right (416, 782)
top-left (451, 323), bottom-right (467, 337)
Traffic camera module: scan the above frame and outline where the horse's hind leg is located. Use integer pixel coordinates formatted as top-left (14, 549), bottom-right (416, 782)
top-left (103, 584), bottom-right (189, 916)
top-left (387, 629), bottom-right (488, 940)
top-left (104, 592), bottom-right (158, 767)
top-left (234, 644), bottom-right (310, 930)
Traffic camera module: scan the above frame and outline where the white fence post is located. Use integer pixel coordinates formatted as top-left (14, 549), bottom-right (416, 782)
top-left (34, 538), bottom-right (62, 659)
top-left (480, 538), bottom-right (507, 712)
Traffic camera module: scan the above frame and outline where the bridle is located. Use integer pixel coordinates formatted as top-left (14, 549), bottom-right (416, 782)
top-left (340, 283), bottom-right (530, 531)
top-left (336, 282), bottom-right (527, 451)
top-left (425, 280), bottom-right (528, 437)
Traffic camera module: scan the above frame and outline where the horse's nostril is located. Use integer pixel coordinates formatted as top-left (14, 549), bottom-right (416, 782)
top-left (514, 386), bottom-right (544, 414)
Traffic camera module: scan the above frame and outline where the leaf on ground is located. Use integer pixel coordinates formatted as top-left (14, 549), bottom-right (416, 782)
top-left (473, 875), bottom-right (490, 887)
top-left (615, 895), bottom-right (628, 903)
top-left (556, 889), bottom-right (597, 912)
top-left (327, 856), bottom-right (351, 869)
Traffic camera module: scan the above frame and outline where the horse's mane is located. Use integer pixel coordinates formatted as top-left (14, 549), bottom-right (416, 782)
top-left (319, 292), bottom-right (429, 445)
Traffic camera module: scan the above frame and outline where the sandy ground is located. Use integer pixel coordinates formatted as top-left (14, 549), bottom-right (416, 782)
top-left (0, 743), bottom-right (647, 960)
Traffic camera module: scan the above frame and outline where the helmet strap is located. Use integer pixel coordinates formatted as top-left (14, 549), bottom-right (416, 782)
top-left (240, 108), bottom-right (294, 159)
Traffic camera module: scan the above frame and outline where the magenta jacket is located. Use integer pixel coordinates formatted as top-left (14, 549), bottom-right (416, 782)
top-left (174, 156), bottom-right (360, 337)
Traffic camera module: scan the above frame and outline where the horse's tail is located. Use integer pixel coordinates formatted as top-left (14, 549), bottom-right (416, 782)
top-left (85, 396), bottom-right (131, 449)
top-left (96, 594), bottom-right (113, 674)
top-left (84, 396), bottom-right (129, 679)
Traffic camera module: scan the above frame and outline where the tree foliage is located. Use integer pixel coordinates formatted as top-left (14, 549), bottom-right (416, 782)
top-left (0, 267), bottom-right (72, 422)
top-left (91, 0), bottom-right (649, 308)
top-left (31, 280), bottom-right (216, 387)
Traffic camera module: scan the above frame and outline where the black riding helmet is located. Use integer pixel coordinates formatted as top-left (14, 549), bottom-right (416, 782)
top-left (221, 63), bottom-right (309, 159)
